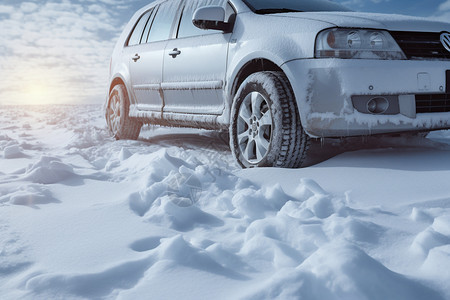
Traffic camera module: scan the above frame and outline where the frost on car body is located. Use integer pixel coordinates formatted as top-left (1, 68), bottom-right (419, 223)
top-left (106, 0), bottom-right (450, 168)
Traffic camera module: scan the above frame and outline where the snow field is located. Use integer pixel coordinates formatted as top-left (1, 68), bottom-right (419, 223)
top-left (0, 105), bottom-right (450, 299)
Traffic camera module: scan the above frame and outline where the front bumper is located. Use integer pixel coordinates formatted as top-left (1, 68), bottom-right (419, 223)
top-left (283, 58), bottom-right (450, 137)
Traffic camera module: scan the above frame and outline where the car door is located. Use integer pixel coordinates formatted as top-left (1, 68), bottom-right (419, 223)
top-left (127, 8), bottom-right (162, 111)
top-left (128, 1), bottom-right (182, 111)
top-left (162, 0), bottom-right (234, 115)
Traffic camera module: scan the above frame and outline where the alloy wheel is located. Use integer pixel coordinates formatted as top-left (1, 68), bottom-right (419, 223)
top-left (108, 93), bottom-right (121, 135)
top-left (237, 91), bottom-right (273, 164)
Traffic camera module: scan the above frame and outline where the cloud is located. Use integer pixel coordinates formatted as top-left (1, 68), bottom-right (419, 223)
top-left (430, 0), bottom-right (450, 21)
top-left (0, 5), bottom-right (14, 15)
top-left (20, 2), bottom-right (39, 13)
top-left (0, 0), bottom-right (147, 105)
top-left (439, 0), bottom-right (450, 11)
top-left (339, 0), bottom-right (363, 7)
top-left (337, 0), bottom-right (390, 10)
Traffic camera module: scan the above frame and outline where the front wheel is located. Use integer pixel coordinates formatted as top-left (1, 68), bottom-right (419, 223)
top-left (106, 84), bottom-right (142, 140)
top-left (230, 71), bottom-right (311, 168)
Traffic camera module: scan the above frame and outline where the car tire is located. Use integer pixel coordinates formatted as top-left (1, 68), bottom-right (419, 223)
top-left (106, 84), bottom-right (142, 140)
top-left (230, 71), bottom-right (311, 168)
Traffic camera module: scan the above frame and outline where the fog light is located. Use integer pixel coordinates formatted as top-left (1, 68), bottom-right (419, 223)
top-left (367, 97), bottom-right (389, 114)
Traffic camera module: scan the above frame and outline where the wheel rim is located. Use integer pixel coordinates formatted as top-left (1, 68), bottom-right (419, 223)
top-left (108, 93), bottom-right (121, 135)
top-left (237, 91), bottom-right (273, 164)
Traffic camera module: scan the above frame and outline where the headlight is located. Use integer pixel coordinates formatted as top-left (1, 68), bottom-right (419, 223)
top-left (315, 28), bottom-right (406, 60)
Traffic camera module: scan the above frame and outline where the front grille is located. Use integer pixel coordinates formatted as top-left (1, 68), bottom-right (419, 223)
top-left (416, 93), bottom-right (450, 113)
top-left (390, 31), bottom-right (450, 60)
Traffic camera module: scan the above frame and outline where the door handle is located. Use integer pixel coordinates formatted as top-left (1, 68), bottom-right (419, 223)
top-left (132, 54), bottom-right (140, 62)
top-left (169, 48), bottom-right (181, 58)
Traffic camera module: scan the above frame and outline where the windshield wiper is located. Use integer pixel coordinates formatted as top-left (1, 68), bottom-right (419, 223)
top-left (254, 8), bottom-right (303, 15)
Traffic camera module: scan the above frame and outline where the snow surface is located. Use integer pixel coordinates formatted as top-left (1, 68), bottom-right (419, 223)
top-left (1, 105), bottom-right (450, 299)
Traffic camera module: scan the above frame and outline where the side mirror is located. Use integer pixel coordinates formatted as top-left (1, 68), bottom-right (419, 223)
top-left (193, 6), bottom-right (232, 32)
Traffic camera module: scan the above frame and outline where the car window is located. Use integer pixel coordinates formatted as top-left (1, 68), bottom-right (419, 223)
top-left (141, 8), bottom-right (156, 44)
top-left (147, 1), bottom-right (181, 43)
top-left (128, 10), bottom-right (152, 46)
top-left (243, 0), bottom-right (350, 14)
top-left (177, 0), bottom-right (230, 39)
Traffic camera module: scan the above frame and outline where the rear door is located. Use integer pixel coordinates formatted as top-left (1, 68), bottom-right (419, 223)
top-left (128, 1), bottom-right (182, 111)
top-left (162, 0), bottom-right (234, 115)
top-left (127, 8), bottom-right (162, 111)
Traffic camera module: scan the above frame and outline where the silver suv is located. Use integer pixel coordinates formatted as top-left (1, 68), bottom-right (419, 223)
top-left (105, 0), bottom-right (450, 168)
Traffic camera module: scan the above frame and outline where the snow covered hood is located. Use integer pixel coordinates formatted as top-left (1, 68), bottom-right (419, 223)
top-left (277, 12), bottom-right (450, 32)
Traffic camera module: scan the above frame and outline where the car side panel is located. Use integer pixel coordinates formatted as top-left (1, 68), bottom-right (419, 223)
top-left (128, 41), bottom-right (166, 111)
top-left (163, 33), bottom-right (231, 114)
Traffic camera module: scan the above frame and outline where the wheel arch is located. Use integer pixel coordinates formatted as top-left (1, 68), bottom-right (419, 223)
top-left (224, 56), bottom-right (300, 126)
top-left (109, 76), bottom-right (126, 95)
top-left (106, 74), bottom-right (135, 113)
top-left (230, 58), bottom-right (284, 100)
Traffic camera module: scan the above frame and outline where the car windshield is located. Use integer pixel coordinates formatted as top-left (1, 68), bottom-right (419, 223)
top-left (243, 0), bottom-right (351, 14)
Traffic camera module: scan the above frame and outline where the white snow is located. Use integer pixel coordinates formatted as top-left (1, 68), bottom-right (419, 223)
top-left (1, 104), bottom-right (450, 299)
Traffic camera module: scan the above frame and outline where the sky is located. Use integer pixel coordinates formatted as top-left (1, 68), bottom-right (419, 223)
top-left (0, 0), bottom-right (449, 105)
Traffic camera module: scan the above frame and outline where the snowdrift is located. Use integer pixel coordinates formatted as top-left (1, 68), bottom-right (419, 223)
top-left (0, 105), bottom-right (449, 299)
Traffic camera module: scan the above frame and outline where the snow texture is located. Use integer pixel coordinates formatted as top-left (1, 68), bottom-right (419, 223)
top-left (0, 105), bottom-right (450, 299)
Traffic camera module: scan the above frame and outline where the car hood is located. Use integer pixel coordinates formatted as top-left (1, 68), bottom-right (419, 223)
top-left (277, 11), bottom-right (450, 32)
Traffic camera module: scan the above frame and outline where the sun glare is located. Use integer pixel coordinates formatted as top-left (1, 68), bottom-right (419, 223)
top-left (26, 84), bottom-right (59, 105)
top-left (18, 73), bottom-right (63, 105)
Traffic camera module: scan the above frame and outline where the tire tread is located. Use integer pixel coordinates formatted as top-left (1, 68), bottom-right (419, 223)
top-left (108, 84), bottom-right (142, 140)
top-left (265, 71), bottom-right (311, 168)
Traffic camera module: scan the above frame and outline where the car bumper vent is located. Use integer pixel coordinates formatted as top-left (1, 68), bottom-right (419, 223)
top-left (416, 93), bottom-right (450, 113)
top-left (390, 31), bottom-right (450, 60)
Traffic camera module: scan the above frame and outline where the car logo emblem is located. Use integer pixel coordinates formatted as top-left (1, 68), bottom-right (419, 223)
top-left (441, 32), bottom-right (450, 52)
